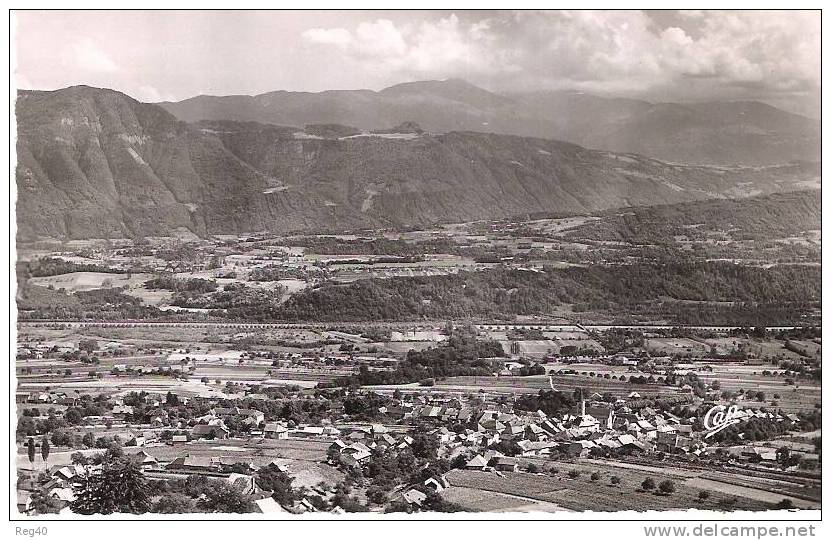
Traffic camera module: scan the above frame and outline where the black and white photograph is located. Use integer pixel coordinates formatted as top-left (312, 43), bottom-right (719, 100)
top-left (7, 6), bottom-right (824, 527)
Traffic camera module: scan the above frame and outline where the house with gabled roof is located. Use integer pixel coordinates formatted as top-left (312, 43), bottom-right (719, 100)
top-left (402, 488), bottom-right (427, 506)
top-left (339, 448), bottom-right (371, 468)
top-left (493, 456), bottom-right (519, 472)
top-left (465, 454), bottom-right (488, 470)
top-left (166, 454), bottom-right (218, 473)
top-left (423, 475), bottom-right (450, 492)
top-left (254, 496), bottom-right (288, 514)
top-left (264, 423), bottom-right (289, 439)
top-left (564, 439), bottom-right (597, 457)
top-left (191, 423), bottom-right (230, 440)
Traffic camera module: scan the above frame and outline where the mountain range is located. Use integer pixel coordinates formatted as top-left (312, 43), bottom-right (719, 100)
top-left (160, 78), bottom-right (820, 167)
top-left (15, 85), bottom-right (820, 241)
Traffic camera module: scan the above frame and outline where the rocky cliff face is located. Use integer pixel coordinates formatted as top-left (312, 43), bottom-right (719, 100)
top-left (16, 86), bottom-right (269, 240)
top-left (15, 86), bottom-right (820, 240)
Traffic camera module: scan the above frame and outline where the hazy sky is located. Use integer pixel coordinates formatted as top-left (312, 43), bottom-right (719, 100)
top-left (14, 10), bottom-right (820, 116)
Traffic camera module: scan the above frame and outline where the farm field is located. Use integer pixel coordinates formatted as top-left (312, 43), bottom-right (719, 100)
top-left (124, 438), bottom-right (334, 467)
top-left (646, 337), bottom-right (710, 355)
top-left (443, 468), bottom-right (772, 512)
top-left (430, 374), bottom-right (679, 398)
top-left (578, 458), bottom-right (820, 508)
top-left (441, 486), bottom-right (566, 512)
top-left (29, 272), bottom-right (153, 292)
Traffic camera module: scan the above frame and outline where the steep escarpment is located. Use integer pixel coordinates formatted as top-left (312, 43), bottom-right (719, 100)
top-left (16, 86), bottom-right (268, 240)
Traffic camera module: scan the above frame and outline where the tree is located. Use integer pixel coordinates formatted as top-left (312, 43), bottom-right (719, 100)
top-left (384, 499), bottom-right (412, 514)
top-left (776, 446), bottom-right (791, 468)
top-left (79, 339), bottom-right (98, 353)
top-left (152, 493), bottom-right (195, 514)
top-left (410, 432), bottom-right (439, 459)
top-left (41, 438), bottom-right (50, 467)
top-left (774, 498), bottom-right (794, 510)
top-left (197, 482), bottom-right (256, 513)
top-left (421, 492), bottom-right (464, 513)
top-left (641, 477), bottom-right (656, 490)
top-left (27, 437), bottom-right (35, 468)
top-left (65, 409), bottom-right (83, 425)
top-left (71, 458), bottom-right (150, 515)
top-left (658, 480), bottom-right (675, 495)
top-left (255, 466), bottom-right (296, 506)
top-left (366, 485), bottom-right (388, 505)
top-left (29, 488), bottom-right (63, 515)
top-left (82, 432), bottom-right (95, 448)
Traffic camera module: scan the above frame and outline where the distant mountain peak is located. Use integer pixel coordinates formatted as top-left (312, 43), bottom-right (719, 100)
top-left (151, 80), bottom-right (821, 167)
top-left (379, 78), bottom-right (514, 107)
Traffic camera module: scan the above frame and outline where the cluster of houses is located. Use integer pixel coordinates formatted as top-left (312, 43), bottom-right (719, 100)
top-left (341, 394), bottom-right (806, 469)
top-left (18, 340), bottom-right (133, 359)
top-left (326, 424), bottom-right (414, 468)
top-left (16, 370), bottom-right (809, 516)
top-left (16, 452), bottom-right (341, 515)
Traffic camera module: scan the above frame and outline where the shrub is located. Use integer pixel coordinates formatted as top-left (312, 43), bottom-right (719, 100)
top-left (610, 475), bottom-right (621, 486)
top-left (658, 480), bottom-right (675, 494)
top-left (774, 499), bottom-right (794, 510)
top-left (568, 470), bottom-right (581, 479)
top-left (590, 472), bottom-right (600, 481)
top-left (526, 464), bottom-right (539, 474)
top-left (698, 490), bottom-right (710, 501)
top-left (641, 477), bottom-right (656, 490)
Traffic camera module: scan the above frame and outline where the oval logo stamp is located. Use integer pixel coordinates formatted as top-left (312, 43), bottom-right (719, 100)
top-left (703, 404), bottom-right (742, 438)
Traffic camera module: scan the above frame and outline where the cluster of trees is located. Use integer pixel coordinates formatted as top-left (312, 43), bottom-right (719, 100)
top-left (705, 416), bottom-right (797, 444)
top-left (19, 286), bottom-right (162, 321)
top-left (283, 236), bottom-right (456, 257)
top-left (516, 363), bottom-right (546, 376)
top-left (71, 453), bottom-right (150, 514)
top-left (172, 282), bottom-right (286, 317)
top-left (154, 243), bottom-right (199, 262)
top-left (596, 329), bottom-right (645, 353)
top-left (16, 393), bottom-right (141, 443)
top-left (328, 331), bottom-right (504, 387)
top-left (514, 390), bottom-right (577, 417)
top-left (23, 257), bottom-right (125, 277)
top-left (56, 442), bottom-right (294, 515)
top-left (352, 430), bottom-right (463, 512)
top-left (145, 276), bottom-right (218, 293)
top-left (249, 265), bottom-right (302, 282)
top-left (565, 191), bottom-right (820, 245)
top-left (276, 262), bottom-right (819, 324)
top-left (342, 392), bottom-right (393, 420)
top-left (640, 477), bottom-right (675, 495)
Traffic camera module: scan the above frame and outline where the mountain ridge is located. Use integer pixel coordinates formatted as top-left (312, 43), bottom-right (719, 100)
top-left (15, 86), bottom-right (820, 241)
top-left (158, 79), bottom-right (819, 167)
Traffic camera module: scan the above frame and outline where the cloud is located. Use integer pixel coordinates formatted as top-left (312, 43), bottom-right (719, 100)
top-left (69, 38), bottom-right (119, 73)
top-left (134, 85), bottom-right (172, 103)
top-left (302, 27), bottom-right (352, 49)
top-left (300, 10), bottom-right (819, 109)
top-left (303, 14), bottom-right (516, 78)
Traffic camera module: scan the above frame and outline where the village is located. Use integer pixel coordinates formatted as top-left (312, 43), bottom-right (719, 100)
top-left (15, 321), bottom-right (822, 514)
